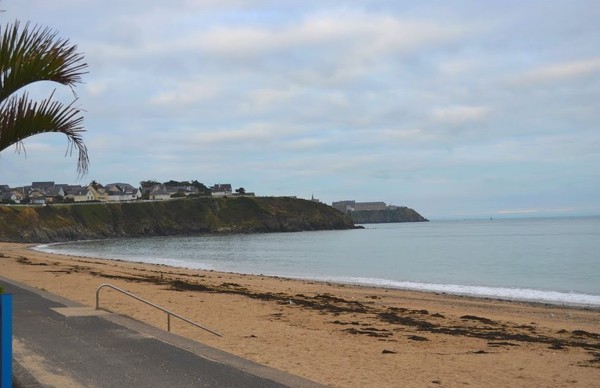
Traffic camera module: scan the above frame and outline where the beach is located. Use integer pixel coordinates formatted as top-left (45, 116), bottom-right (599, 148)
top-left (1, 242), bottom-right (599, 387)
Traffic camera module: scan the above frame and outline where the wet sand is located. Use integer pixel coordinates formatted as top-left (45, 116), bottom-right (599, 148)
top-left (1, 242), bottom-right (599, 387)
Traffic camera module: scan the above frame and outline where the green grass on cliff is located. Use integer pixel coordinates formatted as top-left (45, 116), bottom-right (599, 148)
top-left (0, 197), bottom-right (355, 243)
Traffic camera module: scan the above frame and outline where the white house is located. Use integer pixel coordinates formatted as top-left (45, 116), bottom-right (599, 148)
top-left (211, 183), bottom-right (232, 197)
top-left (149, 185), bottom-right (172, 201)
top-left (68, 188), bottom-right (94, 202)
top-left (103, 182), bottom-right (141, 202)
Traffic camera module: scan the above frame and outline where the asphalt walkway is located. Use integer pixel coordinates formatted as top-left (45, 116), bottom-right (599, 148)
top-left (0, 276), bottom-right (322, 388)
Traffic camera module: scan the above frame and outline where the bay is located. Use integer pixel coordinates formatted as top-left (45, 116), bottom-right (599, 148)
top-left (36, 216), bottom-right (600, 307)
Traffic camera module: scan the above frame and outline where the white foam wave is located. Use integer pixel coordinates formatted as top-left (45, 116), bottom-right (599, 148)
top-left (297, 276), bottom-right (600, 307)
top-left (33, 244), bottom-right (600, 308)
top-left (136, 257), bottom-right (217, 271)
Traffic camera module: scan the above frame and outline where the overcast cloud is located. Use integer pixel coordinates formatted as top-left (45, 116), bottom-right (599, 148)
top-left (1, 1), bottom-right (599, 219)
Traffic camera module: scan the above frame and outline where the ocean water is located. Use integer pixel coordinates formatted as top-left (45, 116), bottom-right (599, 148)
top-left (36, 216), bottom-right (600, 307)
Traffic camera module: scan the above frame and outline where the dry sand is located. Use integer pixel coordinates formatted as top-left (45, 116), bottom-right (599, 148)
top-left (1, 242), bottom-right (599, 387)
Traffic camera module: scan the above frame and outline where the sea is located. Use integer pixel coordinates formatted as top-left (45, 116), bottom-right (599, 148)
top-left (35, 216), bottom-right (600, 308)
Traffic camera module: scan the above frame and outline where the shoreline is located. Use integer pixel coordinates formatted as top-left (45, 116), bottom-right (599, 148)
top-left (33, 242), bottom-right (600, 310)
top-left (1, 242), bottom-right (599, 386)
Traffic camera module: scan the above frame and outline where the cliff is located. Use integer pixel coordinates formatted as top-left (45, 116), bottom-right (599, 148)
top-left (0, 197), bottom-right (356, 243)
top-left (349, 207), bottom-right (428, 224)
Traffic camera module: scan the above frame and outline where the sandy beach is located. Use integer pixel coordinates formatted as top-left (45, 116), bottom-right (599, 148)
top-left (1, 242), bottom-right (599, 387)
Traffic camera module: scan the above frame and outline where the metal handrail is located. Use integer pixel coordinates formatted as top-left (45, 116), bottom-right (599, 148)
top-left (95, 283), bottom-right (222, 337)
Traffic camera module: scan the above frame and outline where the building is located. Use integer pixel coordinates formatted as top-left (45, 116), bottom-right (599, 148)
top-left (105, 183), bottom-right (142, 202)
top-left (332, 200), bottom-right (356, 213)
top-left (332, 200), bottom-right (388, 213)
top-left (0, 192), bottom-right (19, 203)
top-left (31, 181), bottom-right (55, 190)
top-left (87, 184), bottom-right (108, 202)
top-left (67, 188), bottom-right (94, 202)
top-left (353, 202), bottom-right (387, 211)
top-left (43, 186), bottom-right (66, 203)
top-left (149, 185), bottom-right (172, 201)
top-left (211, 184), bottom-right (232, 197)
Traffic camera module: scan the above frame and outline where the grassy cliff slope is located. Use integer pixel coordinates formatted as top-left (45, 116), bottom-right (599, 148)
top-left (0, 197), bottom-right (356, 243)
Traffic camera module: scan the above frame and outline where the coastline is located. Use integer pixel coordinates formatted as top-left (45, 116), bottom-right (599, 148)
top-left (33, 239), bottom-right (600, 309)
top-left (1, 242), bottom-right (599, 386)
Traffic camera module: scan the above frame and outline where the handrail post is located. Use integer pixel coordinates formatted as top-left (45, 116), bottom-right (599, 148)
top-left (167, 313), bottom-right (171, 332)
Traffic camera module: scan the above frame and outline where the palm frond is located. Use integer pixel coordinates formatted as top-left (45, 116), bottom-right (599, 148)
top-left (0, 20), bottom-right (88, 103)
top-left (0, 91), bottom-right (88, 174)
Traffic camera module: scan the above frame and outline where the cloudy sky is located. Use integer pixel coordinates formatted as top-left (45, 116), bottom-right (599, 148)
top-left (1, 1), bottom-right (599, 219)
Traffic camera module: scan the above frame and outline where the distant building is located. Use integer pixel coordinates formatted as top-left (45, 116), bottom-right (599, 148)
top-left (1, 191), bottom-right (19, 203)
top-left (105, 183), bottom-right (137, 193)
top-left (0, 186), bottom-right (19, 204)
top-left (332, 200), bottom-right (388, 213)
top-left (165, 185), bottom-right (199, 196)
top-left (32, 181), bottom-right (55, 190)
top-left (211, 183), bottom-right (232, 197)
top-left (1, 179), bottom-right (244, 204)
top-left (44, 186), bottom-right (66, 203)
top-left (103, 183), bottom-right (141, 202)
top-left (85, 183), bottom-right (108, 201)
top-left (65, 185), bottom-right (85, 195)
top-left (149, 185), bottom-right (172, 201)
top-left (353, 202), bottom-right (387, 211)
top-left (67, 188), bottom-right (94, 202)
top-left (28, 189), bottom-right (46, 205)
top-left (332, 200), bottom-right (356, 213)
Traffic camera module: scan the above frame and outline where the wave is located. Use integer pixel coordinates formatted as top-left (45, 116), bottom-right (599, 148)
top-left (34, 242), bottom-right (600, 309)
top-left (294, 276), bottom-right (600, 308)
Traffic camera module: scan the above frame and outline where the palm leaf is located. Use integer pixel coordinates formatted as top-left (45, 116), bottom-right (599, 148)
top-left (0, 20), bottom-right (88, 103)
top-left (0, 91), bottom-right (88, 174)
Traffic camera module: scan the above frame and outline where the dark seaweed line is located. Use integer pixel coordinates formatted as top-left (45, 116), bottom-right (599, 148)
top-left (47, 264), bottom-right (600, 352)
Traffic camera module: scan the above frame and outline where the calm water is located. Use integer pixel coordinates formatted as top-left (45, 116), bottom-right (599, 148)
top-left (36, 216), bottom-right (600, 307)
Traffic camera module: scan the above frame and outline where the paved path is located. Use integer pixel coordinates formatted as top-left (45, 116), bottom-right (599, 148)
top-left (0, 276), bottom-right (321, 388)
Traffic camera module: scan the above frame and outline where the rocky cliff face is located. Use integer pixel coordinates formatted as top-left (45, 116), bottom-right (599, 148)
top-left (349, 207), bottom-right (428, 224)
top-left (0, 197), bottom-right (356, 243)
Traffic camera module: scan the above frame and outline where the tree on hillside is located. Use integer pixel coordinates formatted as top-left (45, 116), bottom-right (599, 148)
top-left (0, 20), bottom-right (89, 174)
top-left (164, 180), bottom-right (185, 187)
top-left (140, 180), bottom-right (160, 188)
top-left (191, 180), bottom-right (211, 195)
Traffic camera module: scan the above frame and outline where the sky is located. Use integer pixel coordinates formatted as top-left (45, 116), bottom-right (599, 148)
top-left (1, 1), bottom-right (599, 220)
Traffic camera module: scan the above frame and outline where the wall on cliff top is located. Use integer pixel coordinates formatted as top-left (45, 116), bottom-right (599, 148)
top-left (0, 197), bottom-right (355, 243)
